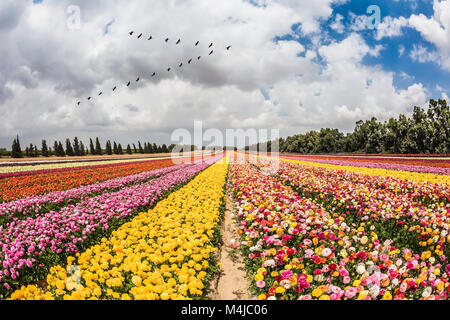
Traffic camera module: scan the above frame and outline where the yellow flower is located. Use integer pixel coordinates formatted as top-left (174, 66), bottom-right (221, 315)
top-left (275, 287), bottom-right (285, 294)
top-left (382, 291), bottom-right (392, 300)
top-left (312, 288), bottom-right (323, 297)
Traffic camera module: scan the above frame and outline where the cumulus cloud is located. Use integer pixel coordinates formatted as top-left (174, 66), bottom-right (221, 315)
top-left (409, 0), bottom-right (450, 70)
top-left (0, 0), bottom-right (430, 147)
top-left (375, 16), bottom-right (409, 40)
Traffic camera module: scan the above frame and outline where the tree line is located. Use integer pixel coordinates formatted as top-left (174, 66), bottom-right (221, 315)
top-left (9, 136), bottom-right (175, 158)
top-left (246, 99), bottom-right (449, 154)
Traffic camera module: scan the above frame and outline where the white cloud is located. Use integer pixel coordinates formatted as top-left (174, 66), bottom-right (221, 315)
top-left (375, 16), bottom-right (409, 40)
top-left (409, 0), bottom-right (450, 70)
top-left (410, 44), bottom-right (440, 63)
top-left (0, 0), bottom-right (430, 147)
top-left (330, 13), bottom-right (345, 33)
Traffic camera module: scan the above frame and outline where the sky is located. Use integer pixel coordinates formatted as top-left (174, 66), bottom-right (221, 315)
top-left (0, 0), bottom-right (449, 148)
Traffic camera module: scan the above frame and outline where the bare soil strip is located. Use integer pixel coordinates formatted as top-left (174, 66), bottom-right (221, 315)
top-left (208, 193), bottom-right (251, 300)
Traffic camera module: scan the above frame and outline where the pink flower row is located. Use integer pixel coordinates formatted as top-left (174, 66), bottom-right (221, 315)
top-left (0, 163), bottom-right (185, 223)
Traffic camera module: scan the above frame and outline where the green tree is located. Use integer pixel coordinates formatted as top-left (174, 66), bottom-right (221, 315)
top-left (105, 140), bottom-right (113, 155)
top-left (42, 140), bottom-right (49, 157)
top-left (66, 139), bottom-right (75, 156)
top-left (89, 138), bottom-right (95, 155)
top-left (11, 135), bottom-right (23, 158)
top-left (73, 137), bottom-right (81, 156)
top-left (95, 138), bottom-right (102, 155)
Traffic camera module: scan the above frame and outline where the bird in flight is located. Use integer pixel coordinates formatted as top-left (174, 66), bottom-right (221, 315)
top-left (197, 56), bottom-right (201, 60)
top-left (188, 59), bottom-right (192, 64)
top-left (195, 41), bottom-right (199, 46)
top-left (98, 92), bottom-right (103, 96)
top-left (226, 45), bottom-right (232, 50)
top-left (112, 86), bottom-right (117, 91)
top-left (136, 77), bottom-right (140, 82)
top-left (165, 38), bottom-right (169, 42)
top-left (179, 63), bottom-right (183, 67)
top-left (209, 50), bottom-right (214, 55)
top-left (151, 72), bottom-right (156, 77)
top-left (209, 43), bottom-right (213, 48)
top-left (129, 31), bottom-right (134, 36)
top-left (176, 39), bottom-right (181, 45)
top-left (87, 97), bottom-right (92, 101)
top-left (77, 101), bottom-right (81, 106)
top-left (137, 33), bottom-right (143, 39)
top-left (167, 67), bottom-right (171, 72)
top-left (127, 81), bottom-right (131, 87)
top-left (148, 35), bottom-right (153, 40)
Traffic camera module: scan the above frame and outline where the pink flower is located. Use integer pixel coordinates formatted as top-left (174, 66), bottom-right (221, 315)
top-left (256, 280), bottom-right (266, 288)
top-left (345, 287), bottom-right (357, 299)
top-left (281, 270), bottom-right (293, 280)
top-left (343, 276), bottom-right (351, 284)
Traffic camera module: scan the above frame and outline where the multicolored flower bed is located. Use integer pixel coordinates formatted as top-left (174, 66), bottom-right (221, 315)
top-left (0, 155), bottom-right (214, 202)
top-left (0, 163), bottom-right (183, 225)
top-left (227, 159), bottom-right (449, 300)
top-left (280, 154), bottom-right (450, 168)
top-left (9, 158), bottom-right (228, 300)
top-left (0, 157), bottom-right (221, 298)
top-left (278, 155), bottom-right (450, 175)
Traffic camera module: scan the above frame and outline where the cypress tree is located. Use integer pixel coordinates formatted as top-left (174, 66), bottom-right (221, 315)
top-left (118, 144), bottom-right (123, 155)
top-left (126, 144), bottom-right (132, 154)
top-left (80, 141), bottom-right (86, 156)
top-left (42, 140), bottom-right (49, 157)
top-left (144, 142), bottom-right (149, 154)
top-left (58, 141), bottom-right (65, 157)
top-left (53, 141), bottom-right (59, 156)
top-left (113, 142), bottom-right (118, 154)
top-left (162, 144), bottom-right (168, 153)
top-left (95, 138), bottom-right (102, 155)
top-left (65, 139), bottom-right (74, 156)
top-left (73, 137), bottom-right (81, 156)
top-left (133, 144), bottom-right (137, 153)
top-left (89, 138), bottom-right (95, 155)
top-left (152, 143), bottom-right (158, 153)
top-left (105, 140), bottom-right (113, 155)
top-left (148, 143), bottom-right (154, 154)
top-left (138, 141), bottom-right (144, 154)
top-left (11, 135), bottom-right (23, 158)
top-left (34, 145), bottom-right (38, 157)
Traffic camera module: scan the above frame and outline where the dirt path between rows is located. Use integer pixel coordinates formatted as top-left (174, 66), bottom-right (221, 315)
top-left (208, 193), bottom-right (251, 300)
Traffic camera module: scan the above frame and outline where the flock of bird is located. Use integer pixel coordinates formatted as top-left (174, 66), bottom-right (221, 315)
top-left (76, 31), bottom-right (232, 106)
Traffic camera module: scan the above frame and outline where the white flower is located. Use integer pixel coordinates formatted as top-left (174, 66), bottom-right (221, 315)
top-left (356, 264), bottom-right (366, 274)
top-left (369, 284), bottom-right (380, 297)
top-left (422, 287), bottom-right (432, 298)
top-left (267, 296), bottom-right (277, 300)
top-left (322, 248), bottom-right (332, 257)
top-left (263, 259), bottom-right (276, 268)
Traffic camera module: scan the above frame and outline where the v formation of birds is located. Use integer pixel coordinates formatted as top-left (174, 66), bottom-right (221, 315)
top-left (76, 31), bottom-right (232, 106)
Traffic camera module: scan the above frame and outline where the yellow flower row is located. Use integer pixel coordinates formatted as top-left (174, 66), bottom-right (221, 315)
top-left (9, 159), bottom-right (229, 300)
top-left (261, 155), bottom-right (450, 185)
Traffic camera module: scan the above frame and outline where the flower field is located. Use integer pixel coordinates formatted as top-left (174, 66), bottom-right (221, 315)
top-left (226, 154), bottom-right (449, 300)
top-left (2, 152), bottom-right (449, 300)
top-left (9, 158), bottom-right (228, 300)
